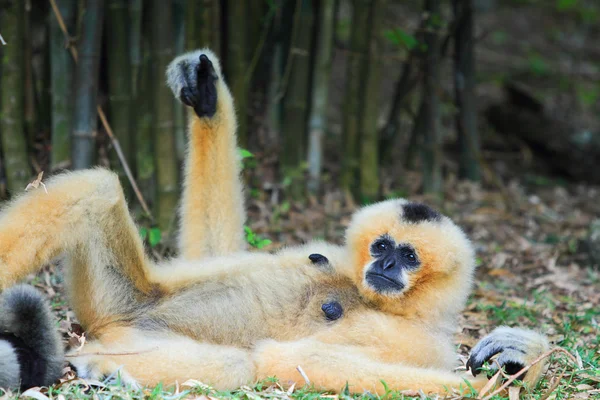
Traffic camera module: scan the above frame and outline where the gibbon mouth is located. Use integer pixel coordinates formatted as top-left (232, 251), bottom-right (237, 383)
top-left (366, 273), bottom-right (404, 292)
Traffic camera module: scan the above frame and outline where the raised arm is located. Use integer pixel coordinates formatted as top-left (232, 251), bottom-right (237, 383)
top-left (166, 50), bottom-right (246, 260)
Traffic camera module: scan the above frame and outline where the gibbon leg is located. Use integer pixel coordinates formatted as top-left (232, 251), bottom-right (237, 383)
top-left (0, 169), bottom-right (154, 330)
top-left (69, 326), bottom-right (255, 391)
top-left (253, 338), bottom-right (489, 395)
top-left (167, 49), bottom-right (246, 260)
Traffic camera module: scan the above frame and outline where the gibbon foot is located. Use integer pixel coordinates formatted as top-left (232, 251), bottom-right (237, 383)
top-left (467, 326), bottom-right (550, 382)
top-left (167, 51), bottom-right (219, 118)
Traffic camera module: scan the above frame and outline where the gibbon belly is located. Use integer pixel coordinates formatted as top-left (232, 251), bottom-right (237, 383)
top-left (137, 267), bottom-right (361, 347)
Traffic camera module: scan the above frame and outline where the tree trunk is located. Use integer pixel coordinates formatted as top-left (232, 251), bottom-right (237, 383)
top-left (71, 0), bottom-right (104, 170)
top-left (359, 0), bottom-right (382, 203)
top-left (0, 0), bottom-right (30, 193)
top-left (225, 0), bottom-right (248, 147)
top-left (453, 0), bottom-right (480, 181)
top-left (151, 0), bottom-right (178, 232)
top-left (107, 0), bottom-right (133, 198)
top-left (49, 0), bottom-right (76, 170)
top-left (341, 0), bottom-right (371, 193)
top-left (307, 0), bottom-right (335, 193)
top-left (281, 0), bottom-right (314, 186)
top-left (421, 0), bottom-right (443, 194)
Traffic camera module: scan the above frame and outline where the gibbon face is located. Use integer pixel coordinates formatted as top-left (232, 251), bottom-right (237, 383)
top-left (345, 199), bottom-right (475, 313)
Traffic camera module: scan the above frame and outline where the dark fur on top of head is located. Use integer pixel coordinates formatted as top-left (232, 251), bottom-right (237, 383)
top-left (0, 285), bottom-right (64, 391)
top-left (401, 202), bottom-right (441, 224)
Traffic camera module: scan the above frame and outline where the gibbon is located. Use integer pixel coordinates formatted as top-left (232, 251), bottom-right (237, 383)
top-left (0, 285), bottom-right (64, 390)
top-left (0, 49), bottom-right (549, 394)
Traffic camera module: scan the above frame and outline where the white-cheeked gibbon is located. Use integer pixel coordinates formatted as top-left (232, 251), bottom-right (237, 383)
top-left (0, 49), bottom-right (549, 395)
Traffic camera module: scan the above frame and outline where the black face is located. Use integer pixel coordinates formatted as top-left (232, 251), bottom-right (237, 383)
top-left (365, 235), bottom-right (420, 294)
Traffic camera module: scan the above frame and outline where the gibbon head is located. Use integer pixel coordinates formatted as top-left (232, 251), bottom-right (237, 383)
top-left (345, 199), bottom-right (476, 317)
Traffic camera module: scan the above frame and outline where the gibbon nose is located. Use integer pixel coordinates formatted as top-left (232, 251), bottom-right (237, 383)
top-left (382, 258), bottom-right (396, 270)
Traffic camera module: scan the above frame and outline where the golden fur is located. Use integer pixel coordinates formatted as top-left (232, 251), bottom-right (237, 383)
top-left (0, 49), bottom-right (549, 395)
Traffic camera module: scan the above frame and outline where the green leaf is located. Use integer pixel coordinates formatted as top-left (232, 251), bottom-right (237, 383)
top-left (139, 227), bottom-right (148, 240)
top-left (149, 227), bottom-right (162, 247)
top-left (255, 239), bottom-right (272, 249)
top-left (528, 54), bottom-right (549, 76)
top-left (556, 0), bottom-right (578, 11)
top-left (384, 28), bottom-right (418, 50)
top-left (238, 148), bottom-right (254, 159)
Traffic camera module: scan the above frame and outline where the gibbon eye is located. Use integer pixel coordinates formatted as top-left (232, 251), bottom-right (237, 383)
top-left (376, 242), bottom-right (387, 251)
top-left (404, 251), bottom-right (418, 263)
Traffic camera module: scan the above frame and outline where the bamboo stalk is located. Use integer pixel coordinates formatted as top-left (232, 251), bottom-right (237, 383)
top-left (49, 0), bottom-right (154, 219)
top-left (107, 0), bottom-right (134, 198)
top-left (307, 0), bottom-right (335, 193)
top-left (151, 0), bottom-right (178, 232)
top-left (135, 28), bottom-right (156, 216)
top-left (340, 0), bottom-right (372, 194)
top-left (71, 0), bottom-right (104, 169)
top-left (173, 0), bottom-right (186, 162)
top-left (226, 0), bottom-right (248, 147)
top-left (281, 0), bottom-right (314, 194)
top-left (359, 0), bottom-right (383, 202)
top-left (129, 0), bottom-right (143, 97)
top-left (453, 0), bottom-right (480, 181)
top-left (0, 0), bottom-right (30, 193)
top-left (421, 0), bottom-right (443, 194)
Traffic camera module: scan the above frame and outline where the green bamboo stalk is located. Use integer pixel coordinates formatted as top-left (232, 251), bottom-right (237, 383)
top-left (0, 0), bottom-right (30, 193)
top-left (151, 0), bottom-right (178, 232)
top-left (359, 0), bottom-right (382, 203)
top-left (71, 0), bottom-right (105, 169)
top-left (226, 0), bottom-right (248, 147)
top-left (135, 29), bottom-right (156, 214)
top-left (307, 0), bottom-right (335, 193)
top-left (173, 0), bottom-right (186, 162)
top-left (453, 0), bottom-right (480, 181)
top-left (421, 0), bottom-right (443, 194)
top-left (107, 0), bottom-right (133, 199)
top-left (281, 0), bottom-right (314, 184)
top-left (340, 0), bottom-right (371, 193)
top-left (186, 0), bottom-right (219, 51)
top-left (129, 0), bottom-right (142, 97)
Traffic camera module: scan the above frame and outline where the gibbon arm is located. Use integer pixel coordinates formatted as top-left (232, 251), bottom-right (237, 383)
top-left (167, 50), bottom-right (246, 260)
top-left (253, 338), bottom-right (488, 395)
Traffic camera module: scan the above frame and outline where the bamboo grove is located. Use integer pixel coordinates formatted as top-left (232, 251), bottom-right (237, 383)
top-left (0, 0), bottom-right (480, 232)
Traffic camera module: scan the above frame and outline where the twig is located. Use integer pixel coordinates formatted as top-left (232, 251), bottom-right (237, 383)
top-left (481, 347), bottom-right (579, 400)
top-left (65, 347), bottom-right (159, 358)
top-left (296, 365), bottom-right (311, 385)
top-left (0, 34), bottom-right (6, 45)
top-left (97, 108), bottom-right (153, 218)
top-left (49, 0), bottom-right (154, 220)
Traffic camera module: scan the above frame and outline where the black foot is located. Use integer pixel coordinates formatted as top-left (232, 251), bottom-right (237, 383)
top-left (467, 330), bottom-right (529, 379)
